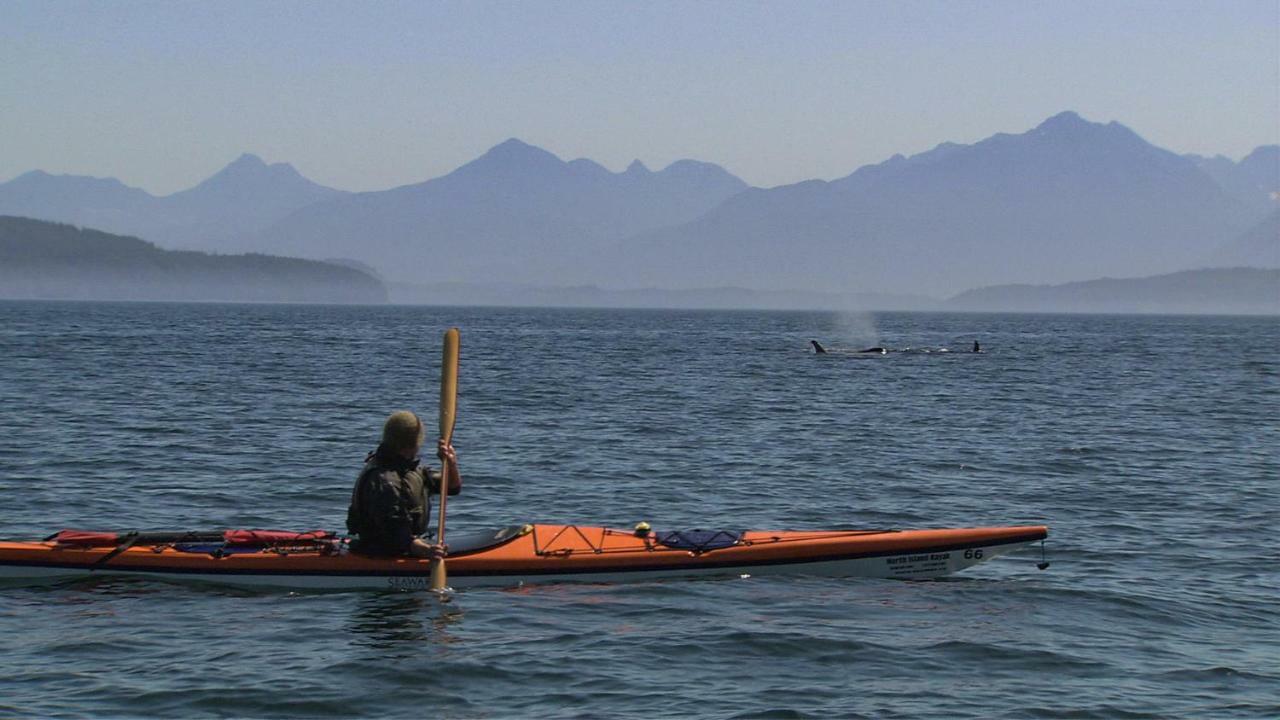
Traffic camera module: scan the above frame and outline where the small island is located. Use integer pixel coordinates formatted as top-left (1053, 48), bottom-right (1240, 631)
top-left (0, 216), bottom-right (387, 304)
top-left (949, 268), bottom-right (1280, 315)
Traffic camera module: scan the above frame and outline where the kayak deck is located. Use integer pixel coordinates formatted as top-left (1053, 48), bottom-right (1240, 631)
top-left (0, 523), bottom-right (1048, 591)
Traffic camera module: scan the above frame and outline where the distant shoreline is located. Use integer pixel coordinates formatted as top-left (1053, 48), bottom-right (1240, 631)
top-left (3, 216), bottom-right (1274, 315)
top-left (0, 216), bottom-right (388, 305)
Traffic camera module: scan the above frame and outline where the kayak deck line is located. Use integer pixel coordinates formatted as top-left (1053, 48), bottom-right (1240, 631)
top-left (0, 523), bottom-right (1050, 590)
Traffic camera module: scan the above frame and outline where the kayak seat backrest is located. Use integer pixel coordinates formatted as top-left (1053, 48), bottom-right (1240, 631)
top-left (654, 529), bottom-right (743, 552)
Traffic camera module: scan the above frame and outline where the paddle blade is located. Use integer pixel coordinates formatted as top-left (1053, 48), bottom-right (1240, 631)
top-left (439, 327), bottom-right (459, 444)
top-left (430, 554), bottom-right (447, 591)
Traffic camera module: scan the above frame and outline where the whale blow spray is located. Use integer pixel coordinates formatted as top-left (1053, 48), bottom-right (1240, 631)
top-left (832, 309), bottom-right (880, 350)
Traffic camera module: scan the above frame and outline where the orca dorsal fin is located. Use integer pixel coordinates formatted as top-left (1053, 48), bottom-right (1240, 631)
top-left (810, 340), bottom-right (827, 354)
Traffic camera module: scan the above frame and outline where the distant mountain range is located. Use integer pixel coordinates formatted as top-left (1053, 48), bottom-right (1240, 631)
top-left (0, 216), bottom-right (386, 304)
top-left (1, 112), bottom-right (1275, 299)
top-left (610, 113), bottom-right (1275, 295)
top-left (0, 154), bottom-right (345, 250)
top-left (0, 143), bottom-right (747, 285)
top-left (248, 139), bottom-right (747, 284)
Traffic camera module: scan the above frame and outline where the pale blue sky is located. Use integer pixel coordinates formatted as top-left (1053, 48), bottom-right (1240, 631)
top-left (2, 0), bottom-right (1276, 193)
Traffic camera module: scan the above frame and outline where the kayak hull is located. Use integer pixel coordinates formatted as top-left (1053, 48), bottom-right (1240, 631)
top-left (0, 524), bottom-right (1048, 592)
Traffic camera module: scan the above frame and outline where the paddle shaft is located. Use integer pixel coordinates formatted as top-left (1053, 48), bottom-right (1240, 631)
top-left (430, 327), bottom-right (460, 591)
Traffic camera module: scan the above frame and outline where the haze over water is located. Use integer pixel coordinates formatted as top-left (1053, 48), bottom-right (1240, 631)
top-left (0, 301), bottom-right (1276, 717)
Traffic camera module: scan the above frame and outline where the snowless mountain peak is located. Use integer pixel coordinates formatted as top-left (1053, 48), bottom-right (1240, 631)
top-left (1028, 111), bottom-right (1143, 145)
top-left (229, 152), bottom-right (267, 167)
top-left (1034, 110), bottom-right (1090, 132)
top-left (176, 153), bottom-right (327, 199)
top-left (466, 138), bottom-right (566, 175)
top-left (9, 169), bottom-right (132, 189)
top-left (211, 153), bottom-right (304, 179)
top-left (485, 137), bottom-right (554, 159)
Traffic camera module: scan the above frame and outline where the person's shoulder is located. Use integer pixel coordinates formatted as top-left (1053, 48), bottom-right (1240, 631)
top-left (358, 462), bottom-right (402, 487)
top-left (402, 464), bottom-right (433, 487)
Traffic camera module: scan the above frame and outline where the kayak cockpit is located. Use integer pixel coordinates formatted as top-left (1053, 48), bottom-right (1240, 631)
top-left (437, 524), bottom-right (532, 555)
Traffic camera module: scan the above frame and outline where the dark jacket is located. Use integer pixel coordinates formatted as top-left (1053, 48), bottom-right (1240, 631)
top-left (346, 444), bottom-right (448, 556)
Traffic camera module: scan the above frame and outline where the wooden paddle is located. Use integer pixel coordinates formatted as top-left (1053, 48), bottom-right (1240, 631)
top-left (430, 327), bottom-right (460, 592)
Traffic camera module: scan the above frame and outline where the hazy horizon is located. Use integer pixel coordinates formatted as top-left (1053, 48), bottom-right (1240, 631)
top-left (2, 0), bottom-right (1276, 194)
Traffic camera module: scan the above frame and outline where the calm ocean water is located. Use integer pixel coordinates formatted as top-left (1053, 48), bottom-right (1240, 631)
top-left (0, 301), bottom-right (1276, 718)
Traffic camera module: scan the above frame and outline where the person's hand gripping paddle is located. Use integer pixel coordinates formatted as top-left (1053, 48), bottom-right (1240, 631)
top-left (430, 327), bottom-right (459, 592)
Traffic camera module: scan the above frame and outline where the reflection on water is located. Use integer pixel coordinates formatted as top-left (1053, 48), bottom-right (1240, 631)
top-left (348, 592), bottom-right (464, 652)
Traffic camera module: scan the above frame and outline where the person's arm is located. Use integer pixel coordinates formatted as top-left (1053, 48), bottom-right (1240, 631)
top-left (407, 537), bottom-right (444, 558)
top-left (431, 440), bottom-right (463, 496)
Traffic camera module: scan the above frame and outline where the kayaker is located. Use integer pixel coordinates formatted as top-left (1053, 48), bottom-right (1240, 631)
top-left (346, 410), bottom-right (462, 558)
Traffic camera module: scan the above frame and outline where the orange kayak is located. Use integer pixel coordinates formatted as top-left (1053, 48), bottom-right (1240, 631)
top-left (0, 523), bottom-right (1048, 591)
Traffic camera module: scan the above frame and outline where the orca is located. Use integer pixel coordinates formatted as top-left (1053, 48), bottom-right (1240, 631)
top-left (812, 340), bottom-right (887, 355)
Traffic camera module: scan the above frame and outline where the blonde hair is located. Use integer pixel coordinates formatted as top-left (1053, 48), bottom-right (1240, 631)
top-left (382, 410), bottom-right (425, 452)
